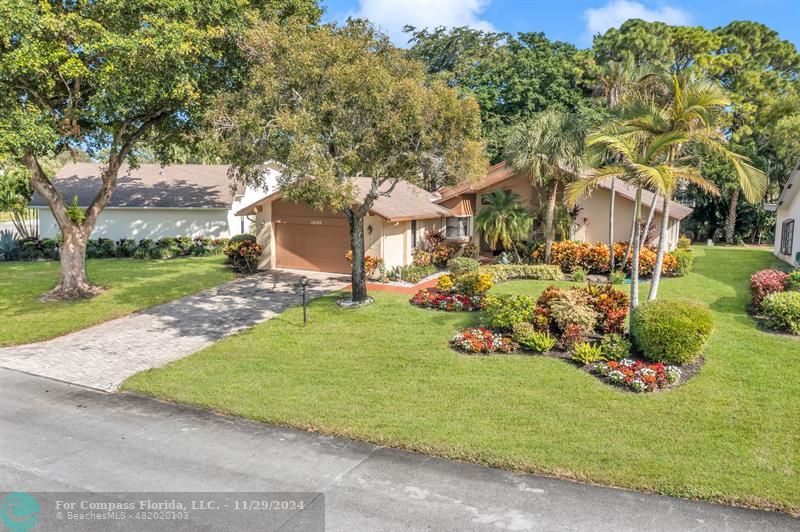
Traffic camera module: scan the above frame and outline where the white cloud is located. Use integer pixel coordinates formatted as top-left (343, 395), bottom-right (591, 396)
top-left (583, 0), bottom-right (691, 42)
top-left (350, 0), bottom-right (496, 46)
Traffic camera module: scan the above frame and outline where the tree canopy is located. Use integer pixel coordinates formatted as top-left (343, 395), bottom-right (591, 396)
top-left (210, 19), bottom-right (487, 301)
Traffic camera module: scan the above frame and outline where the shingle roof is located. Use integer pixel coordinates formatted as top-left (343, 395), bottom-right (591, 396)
top-left (236, 177), bottom-right (453, 221)
top-left (29, 162), bottom-right (235, 209)
top-left (596, 177), bottom-right (694, 221)
top-left (436, 161), bottom-right (693, 221)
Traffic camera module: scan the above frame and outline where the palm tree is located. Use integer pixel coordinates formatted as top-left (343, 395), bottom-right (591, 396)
top-left (474, 190), bottom-right (533, 258)
top-left (594, 59), bottom-right (658, 271)
top-left (504, 110), bottom-right (586, 263)
top-left (567, 125), bottom-right (718, 311)
top-left (624, 73), bottom-right (767, 300)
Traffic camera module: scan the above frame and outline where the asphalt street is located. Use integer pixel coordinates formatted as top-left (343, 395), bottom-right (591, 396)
top-left (0, 368), bottom-right (796, 531)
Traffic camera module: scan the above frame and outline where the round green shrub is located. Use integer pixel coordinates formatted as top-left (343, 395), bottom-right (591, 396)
top-left (784, 271), bottom-right (800, 292)
top-left (630, 299), bottom-right (715, 365)
top-left (230, 233), bottom-right (257, 244)
top-left (761, 291), bottom-right (800, 335)
top-left (447, 256), bottom-right (480, 277)
top-left (481, 294), bottom-right (537, 330)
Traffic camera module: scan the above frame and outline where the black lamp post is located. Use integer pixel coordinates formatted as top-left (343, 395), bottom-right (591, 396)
top-left (299, 276), bottom-right (309, 326)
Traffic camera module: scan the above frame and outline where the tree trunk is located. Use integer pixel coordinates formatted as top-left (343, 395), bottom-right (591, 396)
top-left (648, 194), bottom-right (671, 302)
top-left (348, 213), bottom-right (369, 303)
top-left (725, 187), bottom-right (739, 244)
top-left (609, 177), bottom-right (616, 271)
top-left (544, 182), bottom-right (558, 263)
top-left (630, 188), bottom-right (643, 313)
top-left (44, 225), bottom-right (102, 300)
top-left (639, 193), bottom-right (658, 252)
top-left (621, 213), bottom-right (635, 272)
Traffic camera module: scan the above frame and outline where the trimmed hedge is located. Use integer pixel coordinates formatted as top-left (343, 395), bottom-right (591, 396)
top-left (1, 236), bottom-right (229, 262)
top-left (761, 291), bottom-right (800, 335)
top-left (630, 299), bottom-right (715, 365)
top-left (481, 264), bottom-right (564, 283)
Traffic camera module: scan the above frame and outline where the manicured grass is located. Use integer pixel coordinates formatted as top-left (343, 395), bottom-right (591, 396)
top-left (124, 247), bottom-right (800, 514)
top-left (0, 256), bottom-right (234, 346)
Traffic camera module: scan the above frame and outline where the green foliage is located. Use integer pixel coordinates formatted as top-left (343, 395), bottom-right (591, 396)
top-left (453, 271), bottom-right (493, 296)
top-left (481, 294), bottom-right (537, 330)
top-left (230, 234), bottom-right (257, 244)
top-left (572, 268), bottom-right (588, 283)
top-left (761, 291), bottom-right (800, 335)
top-left (600, 333), bottom-right (632, 361)
top-left (677, 236), bottom-right (692, 249)
top-left (512, 323), bottom-right (556, 353)
top-left (406, 27), bottom-right (598, 161)
top-left (570, 342), bottom-right (605, 364)
top-left (481, 264), bottom-right (564, 282)
top-left (0, 229), bottom-right (19, 261)
top-left (784, 271), bottom-right (800, 292)
top-left (631, 299), bottom-right (715, 364)
top-left (608, 270), bottom-right (626, 285)
top-left (65, 196), bottom-right (86, 224)
top-left (386, 264), bottom-right (437, 284)
top-left (447, 257), bottom-right (480, 277)
top-left (211, 19), bottom-right (487, 206)
top-left (474, 190), bottom-right (533, 252)
top-left (672, 249), bottom-right (696, 276)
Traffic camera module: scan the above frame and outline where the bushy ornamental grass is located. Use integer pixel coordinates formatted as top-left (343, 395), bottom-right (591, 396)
top-left (761, 291), bottom-right (800, 335)
top-left (750, 269), bottom-right (789, 309)
top-left (630, 299), bottom-right (715, 365)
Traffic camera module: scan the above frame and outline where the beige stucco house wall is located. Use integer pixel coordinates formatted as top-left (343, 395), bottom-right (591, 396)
top-left (772, 165), bottom-right (799, 267)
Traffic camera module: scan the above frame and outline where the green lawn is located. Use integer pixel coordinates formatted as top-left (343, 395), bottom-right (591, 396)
top-left (123, 247), bottom-right (800, 515)
top-left (0, 256), bottom-right (234, 346)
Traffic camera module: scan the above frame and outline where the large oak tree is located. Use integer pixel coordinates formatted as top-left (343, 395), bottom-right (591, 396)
top-left (209, 19), bottom-right (487, 302)
top-left (0, 0), bottom-right (320, 299)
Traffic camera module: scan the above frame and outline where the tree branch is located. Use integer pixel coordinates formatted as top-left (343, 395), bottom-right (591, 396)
top-left (83, 110), bottom-right (168, 228)
top-left (22, 152), bottom-right (72, 229)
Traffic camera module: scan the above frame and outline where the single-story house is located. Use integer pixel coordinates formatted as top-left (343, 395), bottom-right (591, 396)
top-left (236, 178), bottom-right (455, 274)
top-left (436, 161), bottom-right (692, 252)
top-left (768, 162), bottom-right (799, 267)
top-left (30, 162), bottom-right (277, 240)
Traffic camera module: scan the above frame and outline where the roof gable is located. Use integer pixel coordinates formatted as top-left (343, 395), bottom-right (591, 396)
top-left (30, 163), bottom-right (235, 209)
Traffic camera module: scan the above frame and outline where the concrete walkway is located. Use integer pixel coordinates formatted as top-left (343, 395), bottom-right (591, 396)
top-left (1, 369), bottom-right (796, 531)
top-left (0, 270), bottom-right (347, 391)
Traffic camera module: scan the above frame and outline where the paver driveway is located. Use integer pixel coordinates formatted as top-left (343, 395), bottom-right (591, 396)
top-left (0, 269), bottom-right (347, 391)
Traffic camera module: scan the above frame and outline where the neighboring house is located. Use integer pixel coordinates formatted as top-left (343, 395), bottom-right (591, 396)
top-left (436, 162), bottom-right (692, 252)
top-left (236, 179), bottom-right (454, 274)
top-left (30, 162), bottom-right (278, 240)
top-left (769, 163), bottom-right (799, 267)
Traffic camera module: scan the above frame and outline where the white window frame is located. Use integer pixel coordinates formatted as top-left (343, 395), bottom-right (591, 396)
top-left (445, 216), bottom-right (472, 239)
top-left (780, 219), bottom-right (794, 256)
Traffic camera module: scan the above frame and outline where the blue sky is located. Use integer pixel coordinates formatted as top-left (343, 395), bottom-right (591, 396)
top-left (321, 0), bottom-right (800, 49)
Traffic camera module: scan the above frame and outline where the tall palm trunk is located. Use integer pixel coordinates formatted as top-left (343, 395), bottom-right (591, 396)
top-left (544, 182), bottom-right (558, 263)
top-left (639, 193), bottom-right (659, 252)
top-left (630, 188), bottom-right (643, 313)
top-left (648, 194), bottom-right (671, 301)
top-left (621, 214), bottom-right (635, 272)
top-left (608, 177), bottom-right (616, 271)
top-left (725, 187), bottom-right (739, 244)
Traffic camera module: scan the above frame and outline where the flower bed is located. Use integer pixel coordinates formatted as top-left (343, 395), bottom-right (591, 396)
top-left (531, 240), bottom-right (684, 277)
top-left (593, 359), bottom-right (681, 393)
top-left (450, 327), bottom-right (518, 354)
top-left (410, 288), bottom-right (483, 311)
top-left (749, 269), bottom-right (800, 335)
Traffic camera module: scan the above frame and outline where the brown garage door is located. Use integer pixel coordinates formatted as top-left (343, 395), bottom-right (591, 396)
top-left (275, 222), bottom-right (351, 274)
